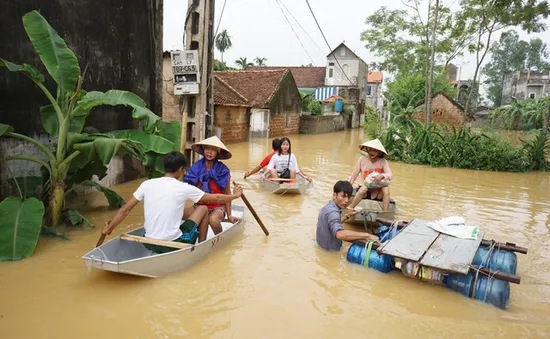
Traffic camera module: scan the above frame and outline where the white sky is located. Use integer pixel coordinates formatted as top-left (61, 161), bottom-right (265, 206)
top-left (163, 0), bottom-right (550, 98)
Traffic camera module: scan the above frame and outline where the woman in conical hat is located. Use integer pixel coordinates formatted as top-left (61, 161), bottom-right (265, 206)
top-left (347, 138), bottom-right (393, 212)
top-left (184, 136), bottom-right (239, 235)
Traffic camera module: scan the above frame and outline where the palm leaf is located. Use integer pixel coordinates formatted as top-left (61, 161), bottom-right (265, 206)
top-left (0, 197), bottom-right (45, 261)
top-left (22, 10), bottom-right (80, 94)
top-left (0, 58), bottom-right (45, 83)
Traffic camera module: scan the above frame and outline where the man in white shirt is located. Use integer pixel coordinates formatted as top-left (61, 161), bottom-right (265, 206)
top-left (101, 151), bottom-right (243, 253)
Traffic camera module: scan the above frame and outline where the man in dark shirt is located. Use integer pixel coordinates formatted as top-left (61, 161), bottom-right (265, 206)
top-left (316, 181), bottom-right (379, 251)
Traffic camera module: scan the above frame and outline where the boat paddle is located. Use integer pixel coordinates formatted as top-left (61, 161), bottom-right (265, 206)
top-left (233, 181), bottom-right (269, 236)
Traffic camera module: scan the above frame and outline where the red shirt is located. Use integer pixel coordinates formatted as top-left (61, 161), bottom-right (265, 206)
top-left (260, 151), bottom-right (277, 168)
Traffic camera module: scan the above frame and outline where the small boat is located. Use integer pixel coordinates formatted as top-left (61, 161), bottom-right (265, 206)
top-left (82, 205), bottom-right (245, 278)
top-left (349, 188), bottom-right (397, 224)
top-left (261, 175), bottom-right (311, 195)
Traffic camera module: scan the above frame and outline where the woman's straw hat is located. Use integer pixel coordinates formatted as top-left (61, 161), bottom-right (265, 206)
top-left (191, 136), bottom-right (232, 160)
top-left (358, 138), bottom-right (388, 158)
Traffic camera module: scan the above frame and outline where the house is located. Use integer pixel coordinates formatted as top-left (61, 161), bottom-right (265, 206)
top-left (413, 91), bottom-right (467, 130)
top-left (501, 70), bottom-right (550, 104)
top-left (213, 69), bottom-right (302, 143)
top-left (366, 71), bottom-right (384, 111)
top-left (247, 66), bottom-right (325, 94)
top-left (446, 63), bottom-right (479, 111)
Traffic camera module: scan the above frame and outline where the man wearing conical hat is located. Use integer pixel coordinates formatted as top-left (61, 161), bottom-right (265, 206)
top-left (184, 136), bottom-right (239, 237)
top-left (347, 138), bottom-right (393, 212)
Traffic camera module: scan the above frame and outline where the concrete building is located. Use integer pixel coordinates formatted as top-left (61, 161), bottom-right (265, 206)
top-left (366, 71), bottom-right (384, 111)
top-left (501, 70), bottom-right (550, 104)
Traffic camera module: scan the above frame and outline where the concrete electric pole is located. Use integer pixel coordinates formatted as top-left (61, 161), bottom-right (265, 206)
top-left (175, 0), bottom-right (215, 162)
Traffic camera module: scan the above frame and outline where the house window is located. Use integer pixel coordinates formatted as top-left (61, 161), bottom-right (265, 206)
top-left (529, 92), bottom-right (536, 99)
top-left (342, 64), bottom-right (349, 76)
top-left (366, 86), bottom-right (372, 96)
top-left (328, 68), bottom-right (333, 78)
top-left (328, 62), bottom-right (334, 66)
top-left (340, 48), bottom-right (346, 56)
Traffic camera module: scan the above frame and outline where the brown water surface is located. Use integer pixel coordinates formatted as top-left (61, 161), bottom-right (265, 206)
top-left (1, 130), bottom-right (549, 338)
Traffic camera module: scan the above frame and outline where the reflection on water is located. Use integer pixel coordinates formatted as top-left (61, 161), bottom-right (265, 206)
top-left (1, 130), bottom-right (550, 338)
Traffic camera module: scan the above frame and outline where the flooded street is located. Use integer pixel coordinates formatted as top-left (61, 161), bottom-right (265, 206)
top-left (1, 129), bottom-right (550, 338)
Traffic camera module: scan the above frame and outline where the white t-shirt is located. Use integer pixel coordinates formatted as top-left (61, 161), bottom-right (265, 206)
top-left (267, 153), bottom-right (301, 173)
top-left (133, 177), bottom-right (205, 241)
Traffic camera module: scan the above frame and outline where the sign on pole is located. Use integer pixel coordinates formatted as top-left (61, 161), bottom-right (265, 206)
top-left (170, 50), bottom-right (200, 95)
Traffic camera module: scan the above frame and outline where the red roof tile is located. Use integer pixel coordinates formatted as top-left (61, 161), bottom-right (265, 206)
top-left (367, 71), bottom-right (383, 83)
top-left (248, 66), bottom-right (326, 88)
top-left (214, 70), bottom-right (288, 108)
top-left (213, 76), bottom-right (248, 107)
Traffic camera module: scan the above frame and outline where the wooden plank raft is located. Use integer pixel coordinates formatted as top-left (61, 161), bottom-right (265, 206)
top-left (377, 219), bottom-right (485, 275)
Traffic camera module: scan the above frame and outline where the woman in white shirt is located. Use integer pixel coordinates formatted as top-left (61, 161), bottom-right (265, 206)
top-left (267, 137), bottom-right (312, 183)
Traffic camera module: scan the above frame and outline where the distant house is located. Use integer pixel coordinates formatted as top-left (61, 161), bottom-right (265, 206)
top-left (413, 91), bottom-right (468, 130)
top-left (366, 71), bottom-right (383, 110)
top-left (213, 69), bottom-right (302, 143)
top-left (501, 70), bottom-right (550, 104)
top-left (247, 66), bottom-right (325, 94)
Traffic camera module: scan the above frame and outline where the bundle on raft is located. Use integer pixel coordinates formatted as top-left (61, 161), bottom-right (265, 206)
top-left (345, 218), bottom-right (526, 309)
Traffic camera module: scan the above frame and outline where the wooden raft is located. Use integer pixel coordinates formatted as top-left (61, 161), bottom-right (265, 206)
top-left (377, 219), bottom-right (485, 275)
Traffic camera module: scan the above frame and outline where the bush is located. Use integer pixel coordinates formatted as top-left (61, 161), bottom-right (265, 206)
top-left (308, 100), bottom-right (322, 115)
top-left (378, 123), bottom-right (548, 172)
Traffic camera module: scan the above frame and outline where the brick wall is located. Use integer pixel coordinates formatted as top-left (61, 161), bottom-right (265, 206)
top-left (413, 93), bottom-right (464, 130)
top-left (299, 115), bottom-right (345, 134)
top-left (214, 105), bottom-right (249, 143)
top-left (270, 113), bottom-right (300, 137)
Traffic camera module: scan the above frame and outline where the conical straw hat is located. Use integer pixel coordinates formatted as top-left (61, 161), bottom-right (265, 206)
top-left (358, 138), bottom-right (388, 158)
top-left (191, 136), bottom-right (232, 160)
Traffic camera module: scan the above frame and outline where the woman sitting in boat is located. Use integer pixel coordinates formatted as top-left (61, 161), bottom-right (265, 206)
top-left (266, 137), bottom-right (313, 183)
top-left (243, 138), bottom-right (281, 179)
top-left (184, 136), bottom-right (240, 237)
top-left (347, 138), bottom-right (393, 212)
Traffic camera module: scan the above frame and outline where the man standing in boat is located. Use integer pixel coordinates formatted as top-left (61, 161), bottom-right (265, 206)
top-left (316, 181), bottom-right (379, 251)
top-left (101, 151), bottom-right (243, 253)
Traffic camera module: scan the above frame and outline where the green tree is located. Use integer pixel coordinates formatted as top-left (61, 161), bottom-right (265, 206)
top-left (254, 57), bottom-right (267, 66)
top-left (527, 38), bottom-right (550, 71)
top-left (235, 57), bottom-right (253, 70)
top-left (456, 0), bottom-right (550, 121)
top-left (214, 59), bottom-right (236, 71)
top-left (482, 30), bottom-right (529, 106)
top-left (215, 29), bottom-right (232, 63)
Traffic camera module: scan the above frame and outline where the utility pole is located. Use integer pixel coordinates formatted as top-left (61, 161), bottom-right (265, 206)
top-left (180, 0), bottom-right (215, 162)
top-left (425, 0), bottom-right (440, 128)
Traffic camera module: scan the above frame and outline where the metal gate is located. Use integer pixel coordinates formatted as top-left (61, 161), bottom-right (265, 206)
top-left (249, 109), bottom-right (270, 139)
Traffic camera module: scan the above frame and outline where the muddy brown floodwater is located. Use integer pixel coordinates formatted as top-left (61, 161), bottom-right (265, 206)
top-left (1, 129), bottom-right (550, 338)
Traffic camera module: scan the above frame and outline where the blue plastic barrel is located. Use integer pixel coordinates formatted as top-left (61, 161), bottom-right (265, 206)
top-left (335, 99), bottom-right (343, 112)
top-left (347, 243), bottom-right (394, 273)
top-left (473, 247), bottom-right (517, 275)
top-left (444, 272), bottom-right (510, 309)
top-left (377, 225), bottom-right (400, 243)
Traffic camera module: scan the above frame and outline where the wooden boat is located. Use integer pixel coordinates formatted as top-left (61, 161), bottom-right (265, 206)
top-left (81, 205), bottom-right (245, 278)
top-left (349, 187), bottom-right (397, 224)
top-left (261, 175), bottom-right (311, 195)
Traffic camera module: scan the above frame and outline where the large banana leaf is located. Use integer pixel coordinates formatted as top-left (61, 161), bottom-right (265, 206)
top-left (40, 91), bottom-right (89, 137)
top-left (22, 10), bottom-right (80, 94)
top-left (0, 123), bottom-right (14, 135)
top-left (73, 137), bottom-right (144, 165)
top-left (159, 121), bottom-right (182, 151)
top-left (7, 176), bottom-right (43, 198)
top-left (110, 130), bottom-right (174, 154)
top-left (80, 180), bottom-right (125, 208)
top-left (0, 58), bottom-right (45, 83)
top-left (78, 90), bottom-right (160, 133)
top-left (0, 197), bottom-right (45, 261)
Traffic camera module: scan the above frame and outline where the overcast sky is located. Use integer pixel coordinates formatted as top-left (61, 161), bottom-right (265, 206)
top-left (164, 0), bottom-right (550, 97)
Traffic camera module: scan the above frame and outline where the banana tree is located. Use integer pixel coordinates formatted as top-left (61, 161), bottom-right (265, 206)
top-left (0, 10), bottom-right (178, 229)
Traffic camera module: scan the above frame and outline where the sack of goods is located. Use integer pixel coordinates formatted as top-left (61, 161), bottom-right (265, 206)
top-left (364, 171), bottom-right (390, 189)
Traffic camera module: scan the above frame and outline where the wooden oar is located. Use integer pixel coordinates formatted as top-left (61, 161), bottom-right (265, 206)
top-left (233, 181), bottom-right (269, 236)
top-left (95, 234), bottom-right (106, 247)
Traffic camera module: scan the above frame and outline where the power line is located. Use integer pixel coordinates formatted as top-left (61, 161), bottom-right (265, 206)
top-left (214, 0), bottom-right (229, 38)
top-left (277, 0), bottom-right (326, 58)
top-left (274, 0), bottom-right (316, 65)
top-left (303, 0), bottom-right (354, 86)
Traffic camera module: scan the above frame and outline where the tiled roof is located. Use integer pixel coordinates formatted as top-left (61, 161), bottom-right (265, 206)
top-left (248, 66), bottom-right (326, 88)
top-left (367, 71), bottom-right (383, 83)
top-left (213, 76), bottom-right (248, 107)
top-left (214, 70), bottom-right (288, 108)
